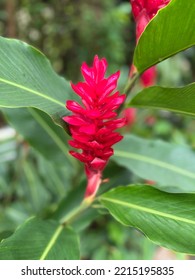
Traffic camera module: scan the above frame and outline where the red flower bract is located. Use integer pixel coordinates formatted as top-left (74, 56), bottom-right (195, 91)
top-left (63, 55), bottom-right (126, 199)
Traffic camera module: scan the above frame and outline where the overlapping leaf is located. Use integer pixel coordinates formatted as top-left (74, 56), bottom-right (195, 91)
top-left (130, 84), bottom-right (195, 117)
top-left (100, 185), bottom-right (195, 254)
top-left (0, 217), bottom-right (80, 260)
top-left (2, 108), bottom-right (75, 167)
top-left (113, 134), bottom-right (195, 192)
top-left (0, 37), bottom-right (73, 128)
top-left (134, 0), bottom-right (195, 72)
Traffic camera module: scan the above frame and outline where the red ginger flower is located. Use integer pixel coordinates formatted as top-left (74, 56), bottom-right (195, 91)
top-left (63, 55), bottom-right (126, 199)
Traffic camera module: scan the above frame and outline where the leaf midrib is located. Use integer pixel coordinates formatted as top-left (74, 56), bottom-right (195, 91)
top-left (130, 101), bottom-right (195, 116)
top-left (135, 42), bottom-right (195, 73)
top-left (134, 0), bottom-right (195, 72)
top-left (39, 225), bottom-right (64, 260)
top-left (114, 150), bottom-right (195, 179)
top-left (0, 77), bottom-right (65, 107)
top-left (101, 196), bottom-right (195, 225)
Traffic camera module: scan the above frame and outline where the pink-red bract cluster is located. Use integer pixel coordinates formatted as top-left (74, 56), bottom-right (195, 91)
top-left (63, 55), bottom-right (126, 198)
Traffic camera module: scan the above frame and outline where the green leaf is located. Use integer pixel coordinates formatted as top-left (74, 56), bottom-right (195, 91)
top-left (0, 37), bottom-right (73, 128)
top-left (113, 134), bottom-right (195, 193)
top-left (2, 107), bottom-right (75, 167)
top-left (21, 161), bottom-right (51, 213)
top-left (134, 0), bottom-right (195, 72)
top-left (130, 84), bottom-right (195, 117)
top-left (36, 153), bottom-right (73, 198)
top-left (0, 231), bottom-right (13, 242)
top-left (100, 185), bottom-right (195, 254)
top-left (0, 217), bottom-right (80, 260)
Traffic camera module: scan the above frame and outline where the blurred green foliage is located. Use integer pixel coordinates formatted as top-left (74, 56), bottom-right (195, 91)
top-left (0, 0), bottom-right (132, 80)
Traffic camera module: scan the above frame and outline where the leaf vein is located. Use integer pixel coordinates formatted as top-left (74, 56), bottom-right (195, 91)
top-left (39, 225), bottom-right (64, 260)
top-left (0, 77), bottom-right (64, 107)
top-left (114, 150), bottom-right (195, 179)
top-left (101, 197), bottom-right (195, 225)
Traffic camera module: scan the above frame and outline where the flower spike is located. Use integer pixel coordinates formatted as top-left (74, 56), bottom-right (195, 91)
top-left (63, 55), bottom-right (126, 199)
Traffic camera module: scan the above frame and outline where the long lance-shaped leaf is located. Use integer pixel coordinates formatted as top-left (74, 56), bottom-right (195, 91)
top-left (0, 217), bottom-right (80, 260)
top-left (130, 84), bottom-right (195, 116)
top-left (0, 37), bottom-right (73, 129)
top-left (133, 0), bottom-right (195, 73)
top-left (113, 134), bottom-right (195, 193)
top-left (2, 107), bottom-right (75, 167)
top-left (100, 185), bottom-right (195, 254)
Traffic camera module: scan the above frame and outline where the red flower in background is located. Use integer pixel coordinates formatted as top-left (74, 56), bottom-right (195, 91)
top-left (130, 0), bottom-right (170, 86)
top-left (141, 65), bottom-right (157, 87)
top-left (122, 108), bottom-right (136, 129)
top-left (131, 0), bottom-right (170, 21)
top-left (63, 55), bottom-right (126, 199)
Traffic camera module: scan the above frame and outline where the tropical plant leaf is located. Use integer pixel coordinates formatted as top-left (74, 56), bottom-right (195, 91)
top-left (130, 84), bottom-right (195, 117)
top-left (0, 217), bottom-right (80, 260)
top-left (113, 134), bottom-right (195, 193)
top-left (134, 0), bottom-right (195, 72)
top-left (0, 37), bottom-right (73, 129)
top-left (2, 107), bottom-right (75, 167)
top-left (100, 185), bottom-right (195, 254)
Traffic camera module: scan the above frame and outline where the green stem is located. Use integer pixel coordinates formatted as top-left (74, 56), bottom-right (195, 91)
top-left (124, 73), bottom-right (140, 95)
top-left (118, 73), bottom-right (140, 113)
top-left (60, 197), bottom-right (93, 226)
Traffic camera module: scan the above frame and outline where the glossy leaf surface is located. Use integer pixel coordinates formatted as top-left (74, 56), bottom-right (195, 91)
top-left (114, 134), bottom-right (195, 192)
top-left (0, 37), bottom-right (72, 128)
top-left (130, 84), bottom-right (195, 117)
top-left (100, 185), bottom-right (195, 254)
top-left (134, 0), bottom-right (195, 72)
top-left (0, 217), bottom-right (79, 260)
